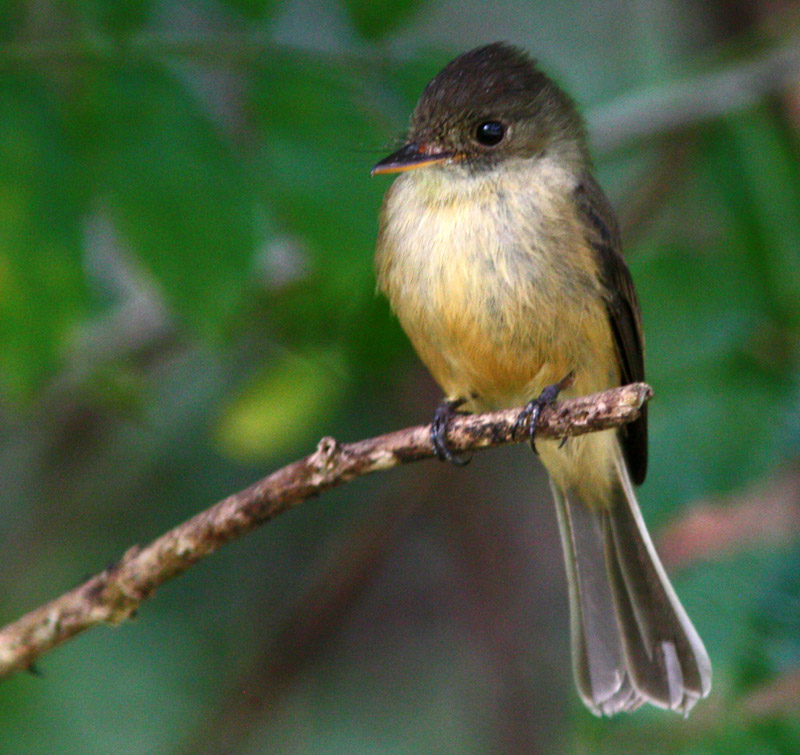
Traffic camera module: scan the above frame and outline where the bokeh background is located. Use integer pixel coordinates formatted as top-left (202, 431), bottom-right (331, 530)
top-left (1, 1), bottom-right (799, 753)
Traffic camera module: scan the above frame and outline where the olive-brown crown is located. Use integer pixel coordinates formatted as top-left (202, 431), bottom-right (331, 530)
top-left (408, 42), bottom-right (588, 169)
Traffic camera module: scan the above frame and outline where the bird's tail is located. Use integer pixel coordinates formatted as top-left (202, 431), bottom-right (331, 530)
top-left (550, 444), bottom-right (711, 715)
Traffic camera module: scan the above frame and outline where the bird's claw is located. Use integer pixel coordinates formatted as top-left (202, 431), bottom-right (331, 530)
top-left (514, 374), bottom-right (574, 453)
top-left (432, 398), bottom-right (471, 466)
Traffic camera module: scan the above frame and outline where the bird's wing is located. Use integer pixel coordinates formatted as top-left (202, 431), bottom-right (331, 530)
top-left (573, 176), bottom-right (648, 484)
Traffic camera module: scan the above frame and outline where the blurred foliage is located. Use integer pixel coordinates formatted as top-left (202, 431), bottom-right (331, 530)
top-left (1, 1), bottom-right (799, 754)
top-left (636, 103), bottom-right (800, 512)
top-left (214, 345), bottom-right (347, 458)
top-left (343, 0), bottom-right (429, 40)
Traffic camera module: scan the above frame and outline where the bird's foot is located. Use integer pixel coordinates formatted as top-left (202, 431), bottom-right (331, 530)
top-left (513, 373), bottom-right (574, 453)
top-left (432, 398), bottom-right (471, 466)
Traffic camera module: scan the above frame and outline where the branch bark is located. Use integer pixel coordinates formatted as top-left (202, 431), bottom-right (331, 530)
top-left (0, 382), bottom-right (651, 680)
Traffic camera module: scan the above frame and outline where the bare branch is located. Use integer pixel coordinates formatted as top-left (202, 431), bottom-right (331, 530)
top-left (0, 382), bottom-right (651, 680)
top-left (588, 38), bottom-right (800, 153)
top-left (2, 31), bottom-right (798, 153)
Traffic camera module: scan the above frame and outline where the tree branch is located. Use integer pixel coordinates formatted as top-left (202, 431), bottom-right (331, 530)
top-left (0, 382), bottom-right (651, 680)
top-left (2, 31), bottom-right (798, 153)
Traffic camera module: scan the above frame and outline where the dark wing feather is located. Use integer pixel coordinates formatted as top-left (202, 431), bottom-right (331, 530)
top-left (573, 176), bottom-right (648, 484)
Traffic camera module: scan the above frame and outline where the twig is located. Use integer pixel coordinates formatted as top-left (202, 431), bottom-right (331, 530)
top-left (0, 382), bottom-right (651, 680)
top-left (2, 29), bottom-right (800, 156)
top-left (0, 30), bottom-right (797, 151)
top-left (588, 38), bottom-right (800, 153)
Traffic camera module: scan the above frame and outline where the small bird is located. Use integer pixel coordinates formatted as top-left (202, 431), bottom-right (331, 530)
top-left (372, 42), bottom-right (711, 715)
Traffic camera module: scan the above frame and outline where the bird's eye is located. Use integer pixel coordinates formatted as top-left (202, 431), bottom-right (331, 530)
top-left (475, 121), bottom-right (505, 146)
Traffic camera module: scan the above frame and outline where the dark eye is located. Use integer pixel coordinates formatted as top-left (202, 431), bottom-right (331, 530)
top-left (475, 121), bottom-right (505, 146)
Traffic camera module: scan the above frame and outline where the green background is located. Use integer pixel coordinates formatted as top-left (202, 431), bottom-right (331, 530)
top-left (1, 1), bottom-right (799, 752)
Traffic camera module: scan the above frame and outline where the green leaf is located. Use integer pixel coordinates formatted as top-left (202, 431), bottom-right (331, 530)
top-left (78, 0), bottom-right (156, 36)
top-left (630, 109), bottom-right (800, 512)
top-left (214, 346), bottom-right (347, 459)
top-left (343, 0), bottom-right (429, 40)
top-left (720, 106), bottom-right (800, 329)
top-left (249, 58), bottom-right (396, 356)
top-left (223, 0), bottom-right (282, 19)
top-left (0, 74), bottom-right (87, 399)
top-left (77, 65), bottom-right (257, 338)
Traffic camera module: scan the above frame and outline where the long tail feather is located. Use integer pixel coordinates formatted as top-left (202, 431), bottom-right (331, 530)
top-left (550, 446), bottom-right (711, 715)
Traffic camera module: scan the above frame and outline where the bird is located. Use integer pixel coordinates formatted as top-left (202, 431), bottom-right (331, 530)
top-left (371, 42), bottom-right (711, 715)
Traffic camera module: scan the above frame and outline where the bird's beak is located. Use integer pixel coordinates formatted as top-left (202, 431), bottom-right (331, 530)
top-left (371, 142), bottom-right (453, 176)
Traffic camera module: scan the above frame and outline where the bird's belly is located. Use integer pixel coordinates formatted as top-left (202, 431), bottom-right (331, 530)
top-left (386, 236), bottom-right (600, 410)
top-left (377, 172), bottom-right (617, 412)
top-left (405, 294), bottom-right (579, 412)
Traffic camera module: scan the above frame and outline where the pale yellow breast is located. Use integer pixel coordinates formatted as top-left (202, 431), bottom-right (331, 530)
top-left (375, 159), bottom-right (618, 412)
